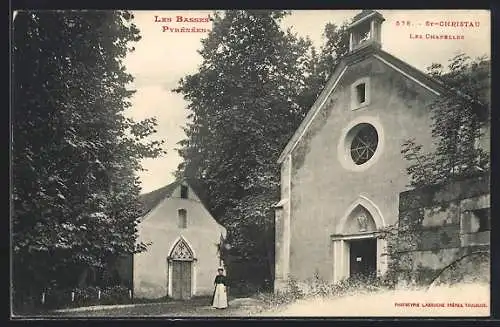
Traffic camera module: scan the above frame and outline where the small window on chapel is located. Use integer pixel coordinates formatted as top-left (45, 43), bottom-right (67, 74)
top-left (356, 83), bottom-right (366, 104)
top-left (180, 185), bottom-right (188, 199)
top-left (178, 209), bottom-right (187, 228)
top-left (351, 78), bottom-right (370, 110)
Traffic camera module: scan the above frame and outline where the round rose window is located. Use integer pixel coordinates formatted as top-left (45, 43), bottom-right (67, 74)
top-left (349, 123), bottom-right (379, 165)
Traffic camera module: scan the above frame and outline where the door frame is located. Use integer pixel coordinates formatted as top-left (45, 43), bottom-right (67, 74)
top-left (332, 196), bottom-right (388, 282)
top-left (167, 258), bottom-right (197, 298)
top-left (331, 232), bottom-right (387, 282)
top-left (166, 236), bottom-right (197, 298)
top-left (168, 259), bottom-right (196, 299)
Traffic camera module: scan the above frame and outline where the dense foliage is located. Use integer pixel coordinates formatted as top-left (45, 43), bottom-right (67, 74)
top-left (12, 10), bottom-right (164, 308)
top-left (174, 10), bottom-right (350, 289)
top-left (401, 54), bottom-right (490, 188)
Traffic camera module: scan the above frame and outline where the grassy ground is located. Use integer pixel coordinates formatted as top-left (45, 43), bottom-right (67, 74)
top-left (15, 295), bottom-right (262, 318)
top-left (13, 283), bottom-right (490, 318)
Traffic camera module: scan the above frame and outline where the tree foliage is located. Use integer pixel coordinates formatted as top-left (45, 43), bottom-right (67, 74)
top-left (387, 54), bottom-right (491, 287)
top-left (314, 22), bottom-right (350, 85)
top-left (173, 10), bottom-right (349, 288)
top-left (401, 53), bottom-right (490, 188)
top-left (297, 21), bottom-right (350, 112)
top-left (12, 10), bottom-right (164, 298)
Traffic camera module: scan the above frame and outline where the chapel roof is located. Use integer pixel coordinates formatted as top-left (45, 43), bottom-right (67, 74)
top-left (138, 178), bottom-right (219, 226)
top-left (138, 181), bottom-right (180, 217)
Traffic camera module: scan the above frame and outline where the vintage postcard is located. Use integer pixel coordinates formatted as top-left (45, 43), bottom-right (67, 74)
top-left (11, 9), bottom-right (491, 318)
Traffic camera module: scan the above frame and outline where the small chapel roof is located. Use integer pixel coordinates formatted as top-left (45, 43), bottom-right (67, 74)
top-left (137, 180), bottom-right (226, 235)
top-left (139, 181), bottom-right (180, 217)
top-left (138, 178), bottom-right (218, 224)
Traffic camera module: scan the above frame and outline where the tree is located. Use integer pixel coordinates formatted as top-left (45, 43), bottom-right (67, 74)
top-left (174, 11), bottom-right (350, 290)
top-left (12, 10), bottom-right (164, 305)
top-left (317, 22), bottom-right (350, 84)
top-left (174, 10), bottom-right (311, 288)
top-left (296, 22), bottom-right (350, 112)
top-left (401, 53), bottom-right (490, 188)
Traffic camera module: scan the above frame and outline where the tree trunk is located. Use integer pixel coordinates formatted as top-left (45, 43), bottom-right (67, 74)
top-left (77, 268), bottom-right (89, 288)
top-left (263, 224), bottom-right (275, 287)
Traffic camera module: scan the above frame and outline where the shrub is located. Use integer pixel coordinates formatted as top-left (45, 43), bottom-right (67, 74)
top-left (285, 276), bottom-right (304, 300)
top-left (98, 285), bottom-right (132, 305)
top-left (30, 285), bottom-right (132, 311)
top-left (307, 273), bottom-right (391, 298)
top-left (230, 280), bottom-right (261, 297)
top-left (255, 273), bottom-right (395, 313)
top-left (43, 288), bottom-right (75, 310)
top-left (256, 276), bottom-right (304, 309)
top-left (12, 289), bottom-right (39, 315)
top-left (73, 286), bottom-right (100, 307)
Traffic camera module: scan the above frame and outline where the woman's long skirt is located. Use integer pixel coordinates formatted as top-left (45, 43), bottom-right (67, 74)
top-left (212, 284), bottom-right (228, 309)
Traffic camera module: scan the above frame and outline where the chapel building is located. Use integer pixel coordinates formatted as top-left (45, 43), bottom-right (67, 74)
top-left (273, 10), bottom-right (490, 290)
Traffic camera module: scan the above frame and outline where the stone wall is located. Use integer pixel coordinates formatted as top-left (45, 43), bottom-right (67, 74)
top-left (396, 174), bottom-right (490, 285)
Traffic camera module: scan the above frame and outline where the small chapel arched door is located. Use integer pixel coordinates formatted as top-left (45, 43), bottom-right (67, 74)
top-left (168, 238), bottom-right (194, 300)
top-left (332, 197), bottom-right (387, 282)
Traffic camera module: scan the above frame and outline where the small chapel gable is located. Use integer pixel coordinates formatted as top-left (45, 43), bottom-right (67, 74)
top-left (138, 180), bottom-right (213, 228)
top-left (170, 182), bottom-right (201, 202)
top-left (277, 10), bottom-right (448, 166)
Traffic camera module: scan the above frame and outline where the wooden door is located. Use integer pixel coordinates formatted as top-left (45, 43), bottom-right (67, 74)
top-left (171, 260), bottom-right (192, 300)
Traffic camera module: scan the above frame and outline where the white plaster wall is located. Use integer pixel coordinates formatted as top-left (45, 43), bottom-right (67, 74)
top-left (133, 185), bottom-right (226, 299)
top-left (287, 56), bottom-right (437, 282)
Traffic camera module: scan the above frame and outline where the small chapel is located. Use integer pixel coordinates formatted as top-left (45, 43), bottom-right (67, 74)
top-left (273, 10), bottom-right (490, 290)
top-left (131, 180), bottom-right (226, 299)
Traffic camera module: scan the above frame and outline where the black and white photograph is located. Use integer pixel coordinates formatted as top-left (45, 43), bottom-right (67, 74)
top-left (11, 9), bottom-right (491, 318)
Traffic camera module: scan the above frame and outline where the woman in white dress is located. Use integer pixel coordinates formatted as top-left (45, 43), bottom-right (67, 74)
top-left (211, 267), bottom-right (228, 309)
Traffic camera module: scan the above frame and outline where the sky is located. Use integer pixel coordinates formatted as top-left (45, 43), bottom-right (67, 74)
top-left (123, 10), bottom-right (491, 194)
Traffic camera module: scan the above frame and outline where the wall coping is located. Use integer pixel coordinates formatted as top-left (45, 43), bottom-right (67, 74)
top-left (399, 173), bottom-right (490, 211)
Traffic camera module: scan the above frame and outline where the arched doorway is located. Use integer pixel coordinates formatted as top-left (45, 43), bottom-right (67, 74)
top-left (331, 196), bottom-right (387, 282)
top-left (167, 237), bottom-right (195, 300)
top-left (344, 206), bottom-right (378, 278)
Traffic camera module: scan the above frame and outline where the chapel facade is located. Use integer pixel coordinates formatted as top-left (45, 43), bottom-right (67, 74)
top-left (131, 180), bottom-right (226, 299)
top-left (273, 10), bottom-right (490, 290)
